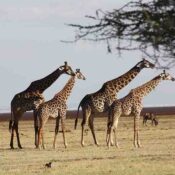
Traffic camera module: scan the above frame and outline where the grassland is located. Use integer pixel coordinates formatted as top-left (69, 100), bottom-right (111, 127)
top-left (0, 115), bottom-right (175, 175)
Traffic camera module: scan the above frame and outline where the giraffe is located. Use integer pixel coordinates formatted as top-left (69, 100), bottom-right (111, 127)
top-left (9, 61), bottom-right (75, 149)
top-left (75, 59), bottom-right (155, 146)
top-left (36, 69), bottom-right (86, 149)
top-left (107, 70), bottom-right (175, 148)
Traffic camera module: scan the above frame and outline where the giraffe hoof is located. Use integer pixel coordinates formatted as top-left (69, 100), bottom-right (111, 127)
top-left (96, 143), bottom-right (100, 147)
top-left (10, 146), bottom-right (14, 149)
top-left (115, 145), bottom-right (120, 149)
top-left (138, 144), bottom-right (142, 148)
top-left (18, 145), bottom-right (23, 149)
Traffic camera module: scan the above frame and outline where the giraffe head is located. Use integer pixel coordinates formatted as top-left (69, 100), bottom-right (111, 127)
top-left (160, 70), bottom-right (175, 81)
top-left (59, 61), bottom-right (75, 76)
top-left (136, 58), bottom-right (155, 69)
top-left (75, 69), bottom-right (86, 80)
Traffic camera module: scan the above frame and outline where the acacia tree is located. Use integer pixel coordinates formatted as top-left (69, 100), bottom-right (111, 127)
top-left (68, 0), bottom-right (175, 68)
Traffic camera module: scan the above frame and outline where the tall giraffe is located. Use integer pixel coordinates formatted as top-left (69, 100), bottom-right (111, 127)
top-left (107, 70), bottom-right (175, 148)
top-left (9, 61), bottom-right (75, 149)
top-left (75, 59), bottom-right (155, 146)
top-left (37, 69), bottom-right (86, 149)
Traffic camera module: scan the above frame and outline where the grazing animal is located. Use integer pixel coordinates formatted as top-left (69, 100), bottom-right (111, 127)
top-left (143, 112), bottom-right (158, 126)
top-left (37, 69), bottom-right (86, 149)
top-left (107, 70), bottom-right (174, 148)
top-left (75, 59), bottom-right (155, 146)
top-left (9, 62), bottom-right (75, 149)
top-left (45, 162), bottom-right (52, 168)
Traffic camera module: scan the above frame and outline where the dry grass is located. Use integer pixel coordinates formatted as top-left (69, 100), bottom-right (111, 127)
top-left (0, 115), bottom-right (175, 175)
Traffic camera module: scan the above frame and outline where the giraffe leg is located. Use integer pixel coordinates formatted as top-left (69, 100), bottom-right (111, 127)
top-left (15, 121), bottom-right (22, 149)
top-left (134, 114), bottom-right (141, 148)
top-left (34, 110), bottom-right (39, 148)
top-left (106, 123), bottom-right (110, 146)
top-left (81, 107), bottom-right (91, 147)
top-left (10, 111), bottom-right (23, 149)
top-left (38, 127), bottom-right (43, 150)
top-left (41, 128), bottom-right (45, 149)
top-left (10, 122), bottom-right (15, 149)
top-left (106, 110), bottom-right (112, 145)
top-left (88, 115), bottom-right (99, 146)
top-left (53, 116), bottom-right (60, 149)
top-left (113, 117), bottom-right (120, 148)
top-left (107, 125), bottom-right (113, 148)
top-left (61, 117), bottom-right (67, 148)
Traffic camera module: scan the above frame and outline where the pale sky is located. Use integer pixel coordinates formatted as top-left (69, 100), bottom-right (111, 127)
top-left (0, 0), bottom-right (174, 112)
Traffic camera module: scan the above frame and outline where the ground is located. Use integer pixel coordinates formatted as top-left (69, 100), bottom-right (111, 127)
top-left (0, 115), bottom-right (175, 175)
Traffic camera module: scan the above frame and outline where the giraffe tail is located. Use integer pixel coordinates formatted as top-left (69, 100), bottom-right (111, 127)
top-left (74, 103), bottom-right (81, 130)
top-left (9, 107), bottom-right (14, 133)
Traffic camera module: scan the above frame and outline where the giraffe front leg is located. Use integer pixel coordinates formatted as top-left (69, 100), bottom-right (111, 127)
top-left (61, 117), bottom-right (67, 148)
top-left (134, 115), bottom-right (142, 148)
top-left (106, 124), bottom-right (110, 146)
top-left (38, 127), bottom-right (43, 150)
top-left (53, 117), bottom-right (60, 149)
top-left (107, 126), bottom-right (112, 148)
top-left (41, 129), bottom-right (46, 149)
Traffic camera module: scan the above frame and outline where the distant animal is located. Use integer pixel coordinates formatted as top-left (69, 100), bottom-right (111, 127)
top-left (143, 112), bottom-right (158, 126)
top-left (45, 162), bottom-right (52, 168)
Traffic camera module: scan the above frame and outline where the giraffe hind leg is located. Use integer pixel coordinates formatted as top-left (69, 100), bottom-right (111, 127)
top-left (10, 122), bottom-right (15, 149)
top-left (81, 107), bottom-right (91, 147)
top-left (34, 110), bottom-right (39, 148)
top-left (15, 121), bottom-right (22, 149)
top-left (10, 111), bottom-right (23, 149)
top-left (88, 115), bottom-right (99, 146)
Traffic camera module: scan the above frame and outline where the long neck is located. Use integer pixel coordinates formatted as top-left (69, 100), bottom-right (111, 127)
top-left (103, 65), bottom-right (141, 94)
top-left (132, 76), bottom-right (162, 99)
top-left (54, 76), bottom-right (76, 102)
top-left (25, 68), bottom-right (64, 93)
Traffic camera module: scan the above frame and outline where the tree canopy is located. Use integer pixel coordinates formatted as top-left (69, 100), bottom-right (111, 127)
top-left (68, 0), bottom-right (175, 68)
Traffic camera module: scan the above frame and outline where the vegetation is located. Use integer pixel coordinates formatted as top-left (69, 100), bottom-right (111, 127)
top-left (0, 116), bottom-right (175, 175)
top-left (68, 0), bottom-right (175, 68)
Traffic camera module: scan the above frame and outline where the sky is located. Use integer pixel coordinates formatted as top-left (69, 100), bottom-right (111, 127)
top-left (0, 0), bottom-right (174, 112)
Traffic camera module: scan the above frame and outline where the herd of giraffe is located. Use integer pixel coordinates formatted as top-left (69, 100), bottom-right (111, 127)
top-left (8, 59), bottom-right (174, 149)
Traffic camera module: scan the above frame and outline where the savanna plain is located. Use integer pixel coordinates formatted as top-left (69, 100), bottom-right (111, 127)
top-left (0, 114), bottom-right (175, 175)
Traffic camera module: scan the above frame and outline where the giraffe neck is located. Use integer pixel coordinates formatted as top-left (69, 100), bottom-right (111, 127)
top-left (25, 68), bottom-right (64, 93)
top-left (132, 76), bottom-right (162, 99)
top-left (104, 65), bottom-right (141, 95)
top-left (54, 76), bottom-right (76, 102)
